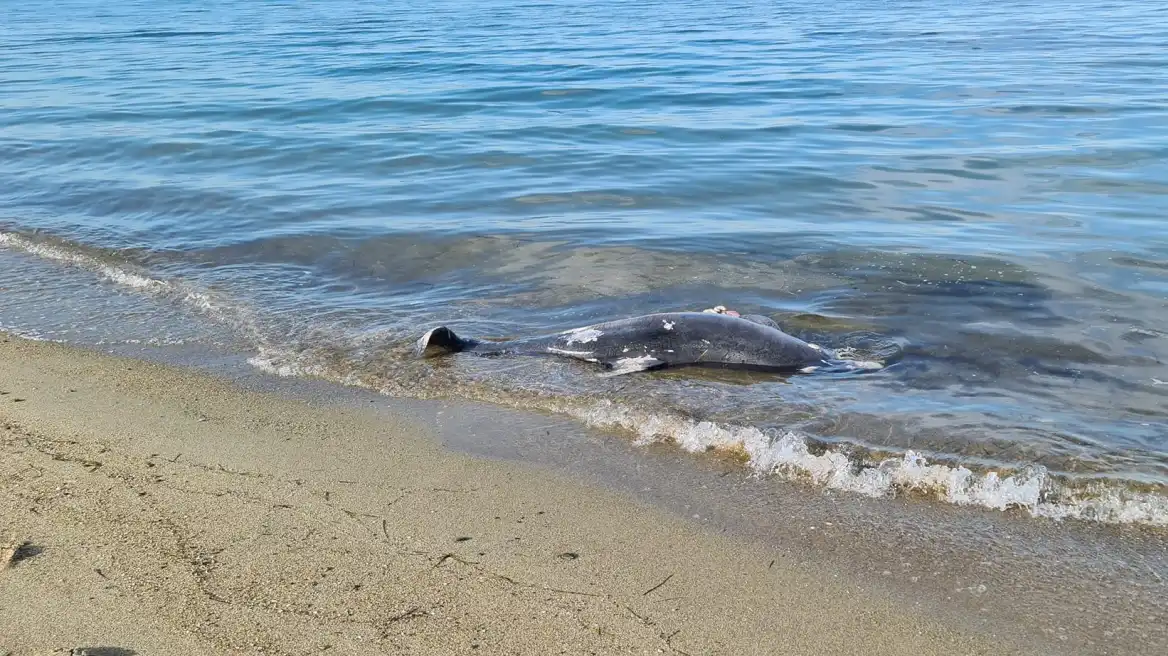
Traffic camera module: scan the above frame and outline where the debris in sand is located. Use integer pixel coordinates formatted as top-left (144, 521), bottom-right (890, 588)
top-left (1, 538), bottom-right (23, 570)
top-left (642, 572), bottom-right (675, 596)
top-left (1, 537), bottom-right (39, 570)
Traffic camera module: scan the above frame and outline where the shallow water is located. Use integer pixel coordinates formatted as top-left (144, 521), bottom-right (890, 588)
top-left (1, 0), bottom-right (1167, 524)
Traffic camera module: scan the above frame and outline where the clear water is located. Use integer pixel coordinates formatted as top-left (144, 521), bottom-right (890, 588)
top-left (2, 0), bottom-right (1167, 524)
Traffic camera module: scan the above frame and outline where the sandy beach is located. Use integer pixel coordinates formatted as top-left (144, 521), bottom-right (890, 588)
top-left (0, 333), bottom-right (1023, 655)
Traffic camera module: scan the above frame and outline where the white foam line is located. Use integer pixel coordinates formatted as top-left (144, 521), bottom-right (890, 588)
top-left (570, 400), bottom-right (1168, 527)
top-left (0, 230), bottom-right (263, 341)
top-left (1, 231), bottom-right (168, 292)
top-left (248, 346), bottom-right (328, 379)
top-left (247, 343), bottom-right (1168, 527)
top-left (0, 322), bottom-right (64, 343)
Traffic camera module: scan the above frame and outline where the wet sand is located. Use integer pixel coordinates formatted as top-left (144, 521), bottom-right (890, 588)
top-left (0, 333), bottom-right (1021, 655)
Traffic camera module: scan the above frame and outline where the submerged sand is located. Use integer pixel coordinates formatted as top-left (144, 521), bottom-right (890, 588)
top-left (0, 334), bottom-right (1017, 655)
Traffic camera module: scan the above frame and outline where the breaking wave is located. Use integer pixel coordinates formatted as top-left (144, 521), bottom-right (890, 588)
top-left (0, 230), bottom-right (264, 342)
top-left (249, 345), bottom-right (1168, 528)
top-left (2, 230), bottom-right (171, 292)
top-left (571, 400), bottom-right (1168, 526)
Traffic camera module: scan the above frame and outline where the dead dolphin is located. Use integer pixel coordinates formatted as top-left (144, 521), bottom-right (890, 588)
top-left (414, 311), bottom-right (856, 375)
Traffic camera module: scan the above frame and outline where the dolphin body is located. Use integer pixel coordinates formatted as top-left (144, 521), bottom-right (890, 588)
top-left (414, 311), bottom-right (839, 375)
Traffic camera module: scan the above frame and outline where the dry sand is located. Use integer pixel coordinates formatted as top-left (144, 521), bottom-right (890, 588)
top-left (0, 334), bottom-right (1015, 655)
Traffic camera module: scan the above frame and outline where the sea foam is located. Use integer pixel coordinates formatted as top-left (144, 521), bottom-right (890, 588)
top-left (245, 342), bottom-right (1168, 528)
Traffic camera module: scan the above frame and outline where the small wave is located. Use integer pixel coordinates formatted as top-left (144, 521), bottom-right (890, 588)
top-left (0, 230), bottom-right (168, 292)
top-left (248, 346), bottom-right (332, 380)
top-left (0, 230), bottom-right (264, 342)
top-left (245, 342), bottom-right (1168, 528)
top-left (570, 400), bottom-right (1168, 526)
top-left (0, 322), bottom-right (63, 343)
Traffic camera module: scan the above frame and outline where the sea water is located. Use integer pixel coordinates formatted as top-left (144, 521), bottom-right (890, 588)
top-left (2, 0), bottom-right (1166, 525)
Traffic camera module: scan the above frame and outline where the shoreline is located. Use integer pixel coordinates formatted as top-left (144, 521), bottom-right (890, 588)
top-left (2, 237), bottom-right (1165, 529)
top-left (0, 333), bottom-right (1017, 655)
top-left (3, 234), bottom-right (1166, 533)
top-left (1, 334), bottom-right (1164, 654)
top-left (0, 332), bottom-right (1028, 656)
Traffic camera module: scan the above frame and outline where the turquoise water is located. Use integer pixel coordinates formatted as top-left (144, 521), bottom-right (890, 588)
top-left (2, 0), bottom-right (1167, 523)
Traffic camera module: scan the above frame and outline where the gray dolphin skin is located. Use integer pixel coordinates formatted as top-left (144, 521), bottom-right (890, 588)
top-left (414, 311), bottom-right (836, 375)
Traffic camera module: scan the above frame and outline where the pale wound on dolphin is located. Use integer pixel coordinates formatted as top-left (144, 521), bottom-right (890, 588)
top-left (601, 355), bottom-right (663, 377)
top-left (564, 327), bottom-right (603, 344)
top-left (662, 320), bottom-right (675, 330)
top-left (546, 347), bottom-right (597, 362)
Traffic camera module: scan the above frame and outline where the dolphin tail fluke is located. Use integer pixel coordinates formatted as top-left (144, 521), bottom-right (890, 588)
top-left (415, 326), bottom-right (478, 357)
